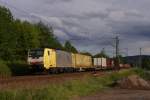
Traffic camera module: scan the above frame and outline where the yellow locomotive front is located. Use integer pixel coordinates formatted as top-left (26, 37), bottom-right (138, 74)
top-left (28, 48), bottom-right (56, 71)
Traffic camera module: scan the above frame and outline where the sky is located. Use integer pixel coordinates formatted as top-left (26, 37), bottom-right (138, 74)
top-left (0, 0), bottom-right (150, 56)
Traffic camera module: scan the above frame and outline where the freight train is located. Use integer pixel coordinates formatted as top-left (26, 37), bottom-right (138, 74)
top-left (27, 48), bottom-right (128, 73)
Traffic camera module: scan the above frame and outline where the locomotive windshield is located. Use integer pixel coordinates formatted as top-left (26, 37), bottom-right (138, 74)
top-left (28, 49), bottom-right (44, 57)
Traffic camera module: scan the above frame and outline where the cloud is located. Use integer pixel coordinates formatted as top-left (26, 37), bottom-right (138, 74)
top-left (54, 29), bottom-right (70, 40)
top-left (43, 0), bottom-right (72, 4)
top-left (0, 0), bottom-right (150, 55)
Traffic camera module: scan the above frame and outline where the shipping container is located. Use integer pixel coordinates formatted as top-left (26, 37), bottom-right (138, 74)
top-left (93, 57), bottom-right (107, 69)
top-left (124, 64), bottom-right (131, 68)
top-left (72, 54), bottom-right (92, 68)
top-left (56, 50), bottom-right (72, 67)
top-left (120, 64), bottom-right (131, 68)
top-left (71, 53), bottom-right (76, 68)
top-left (119, 64), bottom-right (123, 68)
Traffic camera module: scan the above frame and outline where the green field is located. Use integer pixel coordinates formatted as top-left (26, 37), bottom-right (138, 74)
top-left (0, 68), bottom-right (148, 100)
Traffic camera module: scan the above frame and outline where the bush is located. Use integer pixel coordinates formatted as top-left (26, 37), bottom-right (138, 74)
top-left (0, 60), bottom-right (11, 78)
top-left (132, 68), bottom-right (150, 80)
top-left (7, 60), bottom-right (31, 76)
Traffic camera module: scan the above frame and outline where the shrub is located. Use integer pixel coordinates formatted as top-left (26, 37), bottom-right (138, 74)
top-left (0, 60), bottom-right (11, 78)
top-left (133, 68), bottom-right (150, 80)
top-left (7, 60), bottom-right (31, 76)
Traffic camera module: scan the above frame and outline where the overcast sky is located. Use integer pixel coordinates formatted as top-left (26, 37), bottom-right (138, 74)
top-left (0, 0), bottom-right (150, 56)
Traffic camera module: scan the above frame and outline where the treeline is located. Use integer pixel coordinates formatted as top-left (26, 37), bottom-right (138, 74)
top-left (0, 6), bottom-right (78, 61)
top-left (0, 6), bottom-right (79, 76)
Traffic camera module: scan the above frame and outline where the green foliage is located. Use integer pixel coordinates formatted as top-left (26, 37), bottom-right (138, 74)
top-left (36, 22), bottom-right (63, 49)
top-left (0, 6), bottom-right (15, 60)
top-left (142, 57), bottom-right (150, 69)
top-left (0, 60), bottom-right (11, 77)
top-left (64, 40), bottom-right (78, 53)
top-left (7, 61), bottom-right (31, 76)
top-left (132, 68), bottom-right (150, 80)
top-left (0, 6), bottom-right (63, 61)
top-left (0, 6), bottom-right (13, 22)
top-left (117, 54), bottom-right (125, 64)
top-left (0, 5), bottom-right (79, 75)
top-left (0, 59), bottom-right (30, 77)
top-left (0, 69), bottom-right (144, 100)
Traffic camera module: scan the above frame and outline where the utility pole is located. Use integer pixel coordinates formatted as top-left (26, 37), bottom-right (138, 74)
top-left (101, 48), bottom-right (105, 69)
top-left (139, 48), bottom-right (142, 68)
top-left (126, 48), bottom-right (129, 64)
top-left (115, 35), bottom-right (120, 69)
top-left (126, 48), bottom-right (128, 57)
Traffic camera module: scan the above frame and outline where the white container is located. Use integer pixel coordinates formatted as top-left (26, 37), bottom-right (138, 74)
top-left (94, 57), bottom-right (107, 69)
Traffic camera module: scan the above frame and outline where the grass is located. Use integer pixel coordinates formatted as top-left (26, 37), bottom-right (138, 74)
top-left (132, 68), bottom-right (150, 80)
top-left (0, 68), bottom-right (149, 100)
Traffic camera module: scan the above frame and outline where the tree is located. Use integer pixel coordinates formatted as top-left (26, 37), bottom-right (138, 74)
top-left (0, 5), bottom-right (64, 60)
top-left (0, 6), bottom-right (15, 60)
top-left (142, 57), bottom-right (150, 69)
top-left (118, 54), bottom-right (124, 64)
top-left (94, 49), bottom-right (108, 58)
top-left (64, 41), bottom-right (78, 53)
top-left (12, 20), bottom-right (41, 60)
top-left (36, 22), bottom-right (63, 49)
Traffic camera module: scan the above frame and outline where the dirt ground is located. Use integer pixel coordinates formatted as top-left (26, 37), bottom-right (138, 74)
top-left (76, 88), bottom-right (150, 100)
top-left (0, 71), bottom-right (106, 90)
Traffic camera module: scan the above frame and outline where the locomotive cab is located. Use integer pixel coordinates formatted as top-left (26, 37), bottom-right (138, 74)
top-left (28, 49), bottom-right (44, 70)
top-left (27, 48), bottom-right (56, 70)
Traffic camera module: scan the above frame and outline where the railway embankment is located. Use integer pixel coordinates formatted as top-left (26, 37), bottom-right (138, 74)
top-left (0, 68), bottom-right (149, 100)
top-left (75, 70), bottom-right (150, 100)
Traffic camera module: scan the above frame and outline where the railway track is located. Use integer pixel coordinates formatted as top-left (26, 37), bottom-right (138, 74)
top-left (0, 71), bottom-right (108, 90)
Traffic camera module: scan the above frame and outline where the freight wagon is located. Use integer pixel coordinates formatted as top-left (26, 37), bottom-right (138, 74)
top-left (93, 57), bottom-right (107, 69)
top-left (28, 48), bottom-right (93, 73)
top-left (119, 64), bottom-right (131, 69)
top-left (93, 57), bottom-right (114, 70)
top-left (106, 58), bottom-right (114, 69)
